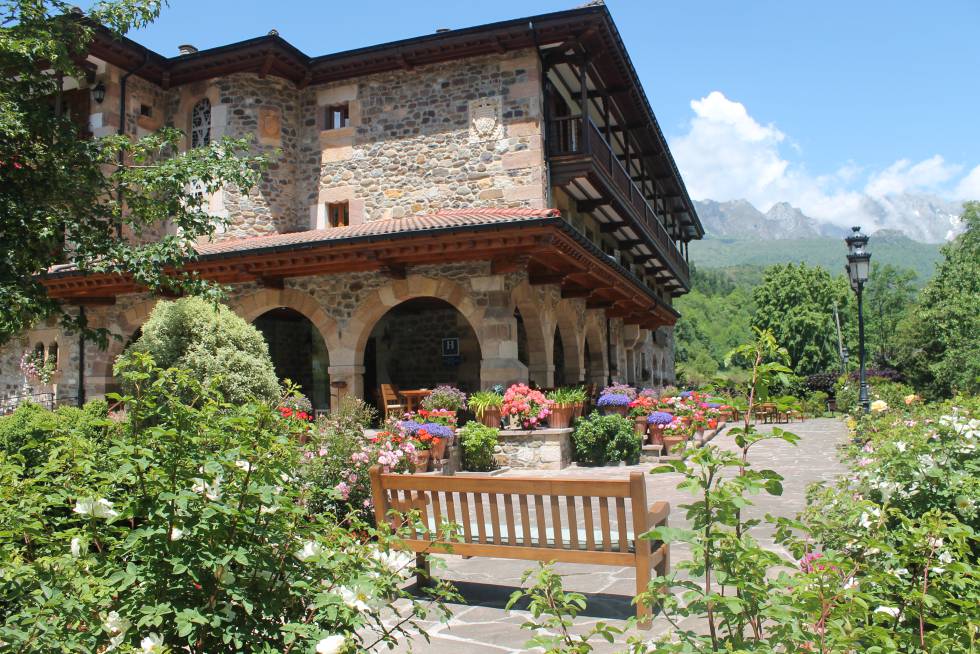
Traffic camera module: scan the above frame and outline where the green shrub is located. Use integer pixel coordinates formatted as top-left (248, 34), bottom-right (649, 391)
top-left (0, 351), bottom-right (453, 652)
top-left (572, 412), bottom-right (637, 465)
top-left (305, 419), bottom-right (371, 519)
top-left (0, 400), bottom-right (113, 470)
top-left (119, 297), bottom-right (279, 405)
top-left (458, 421), bottom-right (498, 472)
top-left (320, 394), bottom-right (376, 433)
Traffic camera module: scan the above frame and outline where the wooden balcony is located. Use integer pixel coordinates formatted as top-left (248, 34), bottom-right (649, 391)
top-left (546, 115), bottom-right (690, 291)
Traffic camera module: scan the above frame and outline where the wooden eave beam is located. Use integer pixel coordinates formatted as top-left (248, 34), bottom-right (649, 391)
top-left (599, 221), bottom-right (625, 233)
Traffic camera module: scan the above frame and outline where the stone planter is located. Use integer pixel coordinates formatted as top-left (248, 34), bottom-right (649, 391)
top-left (476, 406), bottom-right (502, 429)
top-left (493, 428), bottom-right (573, 470)
top-left (549, 404), bottom-right (574, 429)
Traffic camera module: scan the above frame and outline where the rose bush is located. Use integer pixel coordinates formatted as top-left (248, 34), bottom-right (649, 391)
top-left (0, 352), bottom-right (454, 652)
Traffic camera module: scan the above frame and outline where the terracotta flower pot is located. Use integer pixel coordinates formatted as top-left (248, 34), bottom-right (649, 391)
top-left (663, 434), bottom-right (686, 455)
top-left (414, 450), bottom-right (431, 472)
top-left (430, 437), bottom-right (447, 461)
top-left (633, 416), bottom-right (648, 439)
top-left (572, 401), bottom-right (584, 420)
top-left (477, 406), bottom-right (502, 429)
top-left (549, 404), bottom-right (574, 429)
top-left (648, 425), bottom-right (665, 446)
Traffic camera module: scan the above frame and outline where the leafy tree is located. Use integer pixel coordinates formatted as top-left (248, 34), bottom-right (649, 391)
top-left (119, 297), bottom-right (280, 405)
top-left (0, 0), bottom-right (265, 345)
top-left (864, 262), bottom-right (918, 367)
top-left (893, 201), bottom-right (980, 398)
top-left (751, 263), bottom-right (850, 376)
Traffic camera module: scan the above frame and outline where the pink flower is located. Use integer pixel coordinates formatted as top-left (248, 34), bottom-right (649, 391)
top-left (858, 458), bottom-right (873, 467)
top-left (335, 482), bottom-right (351, 500)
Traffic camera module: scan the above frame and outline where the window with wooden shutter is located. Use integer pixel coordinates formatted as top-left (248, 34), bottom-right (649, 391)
top-left (327, 202), bottom-right (349, 228)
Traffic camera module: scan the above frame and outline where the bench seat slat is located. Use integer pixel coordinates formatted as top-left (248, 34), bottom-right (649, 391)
top-left (474, 492), bottom-right (487, 544)
top-left (616, 497), bottom-right (629, 553)
top-left (583, 496), bottom-right (595, 550)
top-left (599, 497), bottom-right (612, 552)
top-left (504, 494), bottom-right (517, 546)
top-left (519, 495), bottom-right (532, 546)
top-left (378, 474), bottom-right (632, 498)
top-left (566, 496), bottom-right (579, 549)
top-left (550, 495), bottom-right (563, 549)
top-left (489, 493), bottom-right (501, 545)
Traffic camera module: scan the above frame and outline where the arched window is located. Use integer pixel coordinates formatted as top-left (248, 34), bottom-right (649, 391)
top-left (48, 342), bottom-right (59, 367)
top-left (190, 98), bottom-right (211, 148)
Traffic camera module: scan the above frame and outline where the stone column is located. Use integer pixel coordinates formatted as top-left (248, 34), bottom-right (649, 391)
top-left (327, 363), bottom-right (365, 406)
top-left (477, 290), bottom-right (528, 390)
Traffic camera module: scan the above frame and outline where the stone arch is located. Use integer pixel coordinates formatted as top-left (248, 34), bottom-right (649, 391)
top-left (233, 288), bottom-right (340, 353)
top-left (511, 282), bottom-right (554, 387)
top-left (90, 297), bottom-right (161, 398)
top-left (339, 275), bottom-right (491, 399)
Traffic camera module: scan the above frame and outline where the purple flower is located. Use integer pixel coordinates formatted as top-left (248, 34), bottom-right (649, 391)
top-left (679, 390), bottom-right (694, 399)
top-left (420, 423), bottom-right (454, 439)
top-left (706, 402), bottom-right (722, 409)
top-left (397, 420), bottom-right (422, 435)
top-left (647, 411), bottom-right (674, 425)
top-left (601, 384), bottom-right (637, 400)
top-left (597, 393), bottom-right (631, 407)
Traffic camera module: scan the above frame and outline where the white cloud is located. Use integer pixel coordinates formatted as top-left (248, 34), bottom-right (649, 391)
top-left (670, 91), bottom-right (977, 238)
top-left (955, 165), bottom-right (980, 201)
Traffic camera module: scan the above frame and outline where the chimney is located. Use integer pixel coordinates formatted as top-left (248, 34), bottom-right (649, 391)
top-left (178, 44), bottom-right (198, 56)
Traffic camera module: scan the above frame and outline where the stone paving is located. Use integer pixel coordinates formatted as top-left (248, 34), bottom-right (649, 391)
top-left (387, 418), bottom-right (849, 652)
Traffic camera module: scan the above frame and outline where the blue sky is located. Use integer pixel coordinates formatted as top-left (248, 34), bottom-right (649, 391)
top-left (120, 0), bottom-right (980, 226)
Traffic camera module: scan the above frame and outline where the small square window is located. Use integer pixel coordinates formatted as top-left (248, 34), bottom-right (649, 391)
top-left (140, 104), bottom-right (153, 117)
top-left (327, 201), bottom-right (349, 228)
top-left (324, 103), bottom-right (350, 130)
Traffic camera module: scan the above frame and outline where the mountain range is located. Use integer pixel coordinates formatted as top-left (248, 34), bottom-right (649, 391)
top-left (689, 197), bottom-right (953, 280)
top-left (694, 195), bottom-right (964, 243)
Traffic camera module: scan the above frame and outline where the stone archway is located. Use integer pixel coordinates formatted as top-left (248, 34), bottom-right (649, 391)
top-left (339, 275), bottom-right (525, 399)
top-left (232, 287), bottom-right (340, 408)
top-left (583, 311), bottom-right (608, 386)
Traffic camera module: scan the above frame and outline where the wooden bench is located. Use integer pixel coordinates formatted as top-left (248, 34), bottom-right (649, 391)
top-left (369, 465), bottom-right (670, 627)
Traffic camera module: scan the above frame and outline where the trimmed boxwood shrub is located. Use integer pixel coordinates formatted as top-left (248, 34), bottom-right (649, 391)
top-left (572, 412), bottom-right (640, 466)
top-left (119, 297), bottom-right (279, 405)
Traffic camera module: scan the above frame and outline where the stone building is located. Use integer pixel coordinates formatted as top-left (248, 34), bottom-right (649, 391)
top-left (1, 4), bottom-right (702, 413)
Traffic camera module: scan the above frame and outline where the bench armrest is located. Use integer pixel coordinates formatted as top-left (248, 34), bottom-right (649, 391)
top-left (647, 501), bottom-right (669, 528)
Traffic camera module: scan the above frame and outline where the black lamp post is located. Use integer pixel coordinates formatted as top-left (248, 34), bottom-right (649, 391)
top-left (844, 226), bottom-right (871, 412)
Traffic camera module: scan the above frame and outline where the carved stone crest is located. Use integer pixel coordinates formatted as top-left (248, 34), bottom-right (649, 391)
top-left (469, 97), bottom-right (503, 142)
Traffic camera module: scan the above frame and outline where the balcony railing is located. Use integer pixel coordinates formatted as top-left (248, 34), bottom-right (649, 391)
top-left (547, 115), bottom-right (689, 288)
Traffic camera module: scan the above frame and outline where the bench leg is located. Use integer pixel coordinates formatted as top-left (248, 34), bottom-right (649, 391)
top-left (635, 558), bottom-right (652, 629)
top-left (415, 552), bottom-right (431, 589)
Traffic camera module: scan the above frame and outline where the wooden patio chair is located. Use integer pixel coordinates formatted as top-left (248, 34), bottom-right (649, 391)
top-left (379, 384), bottom-right (407, 418)
top-left (754, 403), bottom-right (777, 424)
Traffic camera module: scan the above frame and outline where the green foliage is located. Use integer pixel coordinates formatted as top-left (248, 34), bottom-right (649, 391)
top-left (305, 416), bottom-right (370, 519)
top-left (0, 352), bottom-right (454, 652)
top-left (467, 390), bottom-right (502, 415)
top-left (545, 386), bottom-right (587, 405)
top-left (0, 1), bottom-right (266, 345)
top-left (674, 266), bottom-right (755, 376)
top-left (865, 262), bottom-right (918, 366)
top-left (119, 297), bottom-right (280, 405)
top-left (321, 395), bottom-right (376, 433)
top-left (751, 263), bottom-right (851, 376)
top-left (420, 385), bottom-right (467, 412)
top-left (571, 412), bottom-right (638, 466)
top-left (894, 202), bottom-right (980, 398)
top-left (0, 399), bottom-right (112, 469)
top-left (507, 563), bottom-right (622, 653)
top-left (691, 233), bottom-right (942, 281)
top-left (457, 421), bottom-right (498, 472)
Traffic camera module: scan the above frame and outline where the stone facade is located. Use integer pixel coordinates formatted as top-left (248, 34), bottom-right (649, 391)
top-left (0, 45), bottom-right (679, 409)
top-left (494, 428), bottom-right (573, 470)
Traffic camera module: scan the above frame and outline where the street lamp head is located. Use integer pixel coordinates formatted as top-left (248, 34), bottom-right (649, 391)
top-left (845, 226), bottom-right (871, 289)
top-left (92, 81), bottom-right (106, 104)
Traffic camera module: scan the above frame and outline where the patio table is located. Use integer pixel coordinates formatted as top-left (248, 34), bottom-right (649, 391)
top-left (399, 389), bottom-right (431, 413)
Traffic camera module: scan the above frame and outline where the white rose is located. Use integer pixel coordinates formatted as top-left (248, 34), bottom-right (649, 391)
top-left (294, 540), bottom-right (323, 562)
top-left (338, 586), bottom-right (373, 612)
top-left (70, 537), bottom-right (81, 558)
top-left (75, 498), bottom-right (119, 520)
top-left (170, 526), bottom-right (184, 541)
top-left (235, 460), bottom-right (253, 473)
top-left (874, 606), bottom-right (901, 618)
top-left (315, 635), bottom-right (346, 654)
top-left (140, 632), bottom-right (164, 652)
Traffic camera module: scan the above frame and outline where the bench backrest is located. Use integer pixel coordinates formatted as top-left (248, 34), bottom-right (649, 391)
top-left (369, 466), bottom-right (655, 564)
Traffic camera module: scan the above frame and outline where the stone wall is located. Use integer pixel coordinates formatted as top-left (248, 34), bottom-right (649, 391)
top-left (494, 428), bottom-right (573, 470)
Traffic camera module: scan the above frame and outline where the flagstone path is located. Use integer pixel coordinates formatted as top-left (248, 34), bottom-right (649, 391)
top-left (387, 417), bottom-right (849, 653)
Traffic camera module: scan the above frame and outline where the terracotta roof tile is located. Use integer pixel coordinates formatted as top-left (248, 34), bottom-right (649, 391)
top-left (195, 208), bottom-right (560, 257)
